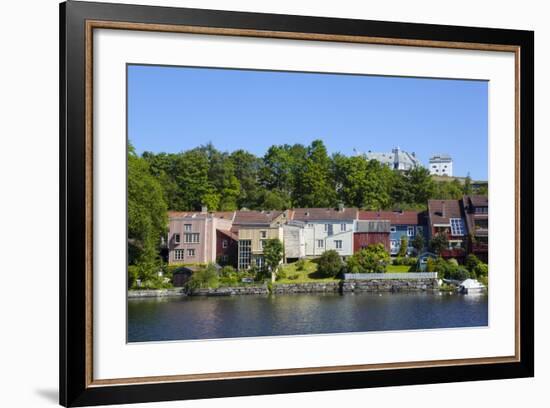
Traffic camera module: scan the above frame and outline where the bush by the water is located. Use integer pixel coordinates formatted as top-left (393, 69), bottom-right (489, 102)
top-left (426, 257), bottom-right (470, 281)
top-left (187, 264), bottom-right (219, 289)
top-left (316, 250), bottom-right (344, 278)
top-left (128, 262), bottom-right (172, 290)
top-left (346, 244), bottom-right (390, 273)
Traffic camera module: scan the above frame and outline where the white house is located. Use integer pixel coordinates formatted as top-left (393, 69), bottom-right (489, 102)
top-left (291, 206), bottom-right (357, 259)
top-left (429, 154), bottom-right (453, 176)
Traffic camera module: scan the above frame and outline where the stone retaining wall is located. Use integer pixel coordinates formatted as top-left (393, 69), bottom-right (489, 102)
top-left (190, 285), bottom-right (269, 296)
top-left (342, 278), bottom-right (438, 293)
top-left (272, 282), bottom-right (341, 294)
top-left (128, 288), bottom-right (186, 298)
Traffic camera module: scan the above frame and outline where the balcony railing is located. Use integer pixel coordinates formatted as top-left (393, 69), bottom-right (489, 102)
top-left (471, 242), bottom-right (489, 252)
top-left (440, 248), bottom-right (466, 258)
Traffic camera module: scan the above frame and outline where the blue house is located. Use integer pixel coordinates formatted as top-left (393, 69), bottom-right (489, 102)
top-left (359, 210), bottom-right (428, 256)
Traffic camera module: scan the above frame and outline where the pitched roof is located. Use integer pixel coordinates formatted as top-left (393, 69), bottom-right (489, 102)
top-left (465, 195), bottom-right (488, 208)
top-left (217, 229), bottom-right (239, 241)
top-left (232, 210), bottom-right (285, 226)
top-left (291, 207), bottom-right (358, 221)
top-left (168, 211), bottom-right (235, 220)
top-left (427, 200), bottom-right (464, 225)
top-left (356, 220), bottom-right (391, 233)
top-left (359, 210), bottom-right (422, 225)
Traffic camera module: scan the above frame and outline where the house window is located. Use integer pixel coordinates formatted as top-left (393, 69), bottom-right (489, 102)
top-left (260, 239), bottom-right (266, 250)
top-left (174, 233), bottom-right (181, 244)
top-left (390, 240), bottom-right (398, 249)
top-left (324, 224), bottom-right (329, 232)
top-left (417, 226), bottom-right (424, 234)
top-left (187, 248), bottom-right (195, 257)
top-left (260, 230), bottom-right (267, 238)
top-left (238, 240), bottom-right (252, 270)
top-left (335, 240), bottom-right (343, 249)
top-left (407, 226), bottom-right (415, 237)
top-left (450, 218), bottom-right (465, 236)
top-left (475, 206), bottom-right (488, 214)
top-left (317, 240), bottom-right (324, 248)
top-left (340, 223), bottom-right (347, 232)
top-left (307, 223), bottom-right (313, 228)
top-left (184, 233), bottom-right (200, 243)
top-left (184, 224), bottom-right (192, 232)
top-left (222, 239), bottom-right (228, 248)
top-left (255, 256), bottom-right (265, 269)
top-left (174, 249), bottom-right (185, 261)
top-left (390, 227), bottom-right (397, 233)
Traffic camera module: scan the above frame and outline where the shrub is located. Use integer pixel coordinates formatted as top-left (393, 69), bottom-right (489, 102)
top-left (346, 244), bottom-right (390, 273)
top-left (411, 233), bottom-right (425, 254)
top-left (288, 273), bottom-right (300, 280)
top-left (448, 258), bottom-right (459, 266)
top-left (398, 236), bottom-right (408, 257)
top-left (473, 263), bottom-right (489, 278)
top-left (188, 263), bottom-right (219, 289)
top-left (393, 256), bottom-right (418, 266)
top-left (295, 259), bottom-right (307, 271)
top-left (450, 267), bottom-right (470, 282)
top-left (275, 266), bottom-right (287, 281)
top-left (317, 250), bottom-right (344, 278)
top-left (465, 254), bottom-right (481, 272)
top-left (430, 233), bottom-right (449, 254)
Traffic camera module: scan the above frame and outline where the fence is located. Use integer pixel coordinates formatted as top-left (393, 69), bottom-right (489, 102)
top-left (344, 272), bottom-right (438, 280)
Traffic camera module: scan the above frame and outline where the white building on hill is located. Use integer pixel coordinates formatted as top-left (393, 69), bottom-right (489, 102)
top-left (364, 147), bottom-right (421, 171)
top-left (429, 154), bottom-right (453, 176)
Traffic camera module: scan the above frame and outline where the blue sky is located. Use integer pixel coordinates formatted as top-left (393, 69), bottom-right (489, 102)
top-left (128, 64), bottom-right (488, 180)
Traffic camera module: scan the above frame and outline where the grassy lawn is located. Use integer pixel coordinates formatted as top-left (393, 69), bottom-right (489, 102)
top-left (275, 260), bottom-right (339, 284)
top-left (386, 264), bottom-right (412, 273)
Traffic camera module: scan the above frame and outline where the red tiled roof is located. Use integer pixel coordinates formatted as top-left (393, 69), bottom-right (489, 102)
top-left (232, 210), bottom-right (285, 225)
top-left (359, 210), bottom-right (422, 225)
top-left (428, 200), bottom-right (463, 224)
top-left (291, 207), bottom-right (358, 221)
top-left (465, 195), bottom-right (488, 207)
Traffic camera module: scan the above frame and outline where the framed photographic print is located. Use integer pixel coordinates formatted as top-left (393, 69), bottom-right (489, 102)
top-left (60, 0), bottom-right (534, 406)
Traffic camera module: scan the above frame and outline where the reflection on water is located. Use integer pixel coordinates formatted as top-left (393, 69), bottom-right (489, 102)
top-left (127, 292), bottom-right (488, 342)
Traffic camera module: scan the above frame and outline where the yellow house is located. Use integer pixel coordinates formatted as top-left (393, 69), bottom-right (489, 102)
top-left (235, 211), bottom-right (287, 270)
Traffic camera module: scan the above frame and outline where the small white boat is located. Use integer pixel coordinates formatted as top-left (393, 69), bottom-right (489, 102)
top-left (458, 279), bottom-right (486, 294)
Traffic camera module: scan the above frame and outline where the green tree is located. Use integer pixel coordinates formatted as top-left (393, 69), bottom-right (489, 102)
top-left (293, 140), bottom-right (337, 207)
top-left (398, 235), bottom-right (409, 257)
top-left (262, 239), bottom-right (284, 278)
top-left (429, 233), bottom-right (449, 254)
top-left (127, 144), bottom-right (168, 266)
top-left (411, 233), bottom-right (425, 254)
top-left (229, 149), bottom-right (263, 209)
top-left (332, 154), bottom-right (393, 209)
top-left (463, 173), bottom-right (473, 196)
top-left (316, 249), bottom-right (344, 278)
top-left (346, 244), bottom-right (390, 273)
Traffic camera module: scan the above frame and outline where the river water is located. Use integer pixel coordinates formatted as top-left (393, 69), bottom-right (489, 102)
top-left (127, 292), bottom-right (488, 342)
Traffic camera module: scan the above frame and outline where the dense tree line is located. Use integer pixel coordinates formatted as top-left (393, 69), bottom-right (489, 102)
top-left (139, 139), bottom-right (486, 213)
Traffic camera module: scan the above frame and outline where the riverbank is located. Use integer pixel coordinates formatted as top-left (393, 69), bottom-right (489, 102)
top-left (128, 275), bottom-right (440, 297)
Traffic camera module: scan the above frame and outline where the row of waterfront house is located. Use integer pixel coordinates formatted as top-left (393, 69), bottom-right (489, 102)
top-left (166, 195), bottom-right (488, 269)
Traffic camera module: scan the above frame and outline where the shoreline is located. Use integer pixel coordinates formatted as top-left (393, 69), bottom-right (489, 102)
top-left (128, 277), bottom-right (446, 298)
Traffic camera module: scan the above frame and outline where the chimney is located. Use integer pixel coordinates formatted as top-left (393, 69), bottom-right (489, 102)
top-left (441, 201), bottom-right (446, 218)
top-left (201, 205), bottom-right (208, 213)
top-left (338, 203), bottom-right (345, 212)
